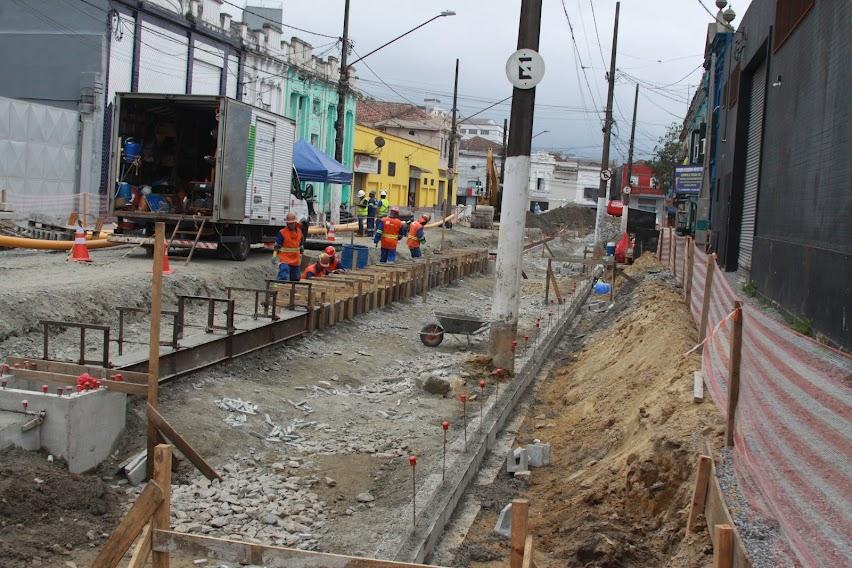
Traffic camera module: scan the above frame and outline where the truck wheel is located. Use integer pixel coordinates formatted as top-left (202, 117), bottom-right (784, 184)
top-left (219, 234), bottom-right (250, 261)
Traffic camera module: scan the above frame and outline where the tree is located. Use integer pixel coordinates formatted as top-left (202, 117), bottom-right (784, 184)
top-left (649, 122), bottom-right (685, 195)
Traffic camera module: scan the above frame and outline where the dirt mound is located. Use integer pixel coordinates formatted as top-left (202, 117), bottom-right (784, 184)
top-left (525, 205), bottom-right (596, 234)
top-left (460, 263), bottom-right (725, 567)
top-left (0, 448), bottom-right (121, 567)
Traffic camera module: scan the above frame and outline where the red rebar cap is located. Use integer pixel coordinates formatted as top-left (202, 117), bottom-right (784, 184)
top-left (442, 421), bottom-right (449, 430)
top-left (408, 455), bottom-right (417, 467)
top-left (479, 380), bottom-right (486, 389)
top-left (460, 394), bottom-right (467, 403)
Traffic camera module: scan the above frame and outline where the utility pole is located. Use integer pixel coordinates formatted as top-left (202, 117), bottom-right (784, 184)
top-left (441, 59), bottom-right (459, 251)
top-left (621, 83), bottom-right (639, 235)
top-left (594, 1), bottom-right (620, 245)
top-left (489, 0), bottom-right (543, 372)
top-left (332, 0), bottom-right (352, 226)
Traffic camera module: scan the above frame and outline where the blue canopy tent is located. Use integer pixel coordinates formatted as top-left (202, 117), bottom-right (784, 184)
top-left (292, 139), bottom-right (352, 184)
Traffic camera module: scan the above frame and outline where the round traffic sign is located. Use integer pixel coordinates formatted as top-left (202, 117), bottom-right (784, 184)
top-left (622, 186), bottom-right (631, 195)
top-left (505, 49), bottom-right (545, 89)
top-left (600, 169), bottom-right (612, 181)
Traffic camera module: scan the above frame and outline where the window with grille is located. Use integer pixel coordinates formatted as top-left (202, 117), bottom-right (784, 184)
top-left (774, 0), bottom-right (814, 52)
top-left (388, 162), bottom-right (397, 177)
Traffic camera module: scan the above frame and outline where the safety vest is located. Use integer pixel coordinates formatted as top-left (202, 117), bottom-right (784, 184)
top-left (407, 221), bottom-right (425, 248)
top-left (302, 263), bottom-right (327, 280)
top-left (378, 198), bottom-right (390, 217)
top-left (356, 197), bottom-right (369, 216)
top-left (327, 256), bottom-right (340, 271)
top-left (277, 225), bottom-right (303, 266)
top-left (379, 217), bottom-right (404, 250)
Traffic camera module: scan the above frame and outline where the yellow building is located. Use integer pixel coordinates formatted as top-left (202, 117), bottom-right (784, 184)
top-left (353, 124), bottom-right (455, 208)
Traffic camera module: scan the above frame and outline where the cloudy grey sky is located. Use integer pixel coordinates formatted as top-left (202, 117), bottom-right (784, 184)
top-left (237, 0), bottom-right (749, 161)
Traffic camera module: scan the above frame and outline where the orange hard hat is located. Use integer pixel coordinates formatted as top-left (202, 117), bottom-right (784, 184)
top-left (324, 245), bottom-right (336, 256)
top-left (390, 206), bottom-right (400, 214)
top-left (419, 214), bottom-right (430, 224)
top-left (318, 253), bottom-right (330, 267)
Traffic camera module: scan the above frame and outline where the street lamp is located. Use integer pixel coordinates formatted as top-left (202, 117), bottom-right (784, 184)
top-left (532, 130), bottom-right (550, 139)
top-left (331, 6), bottom-right (456, 223)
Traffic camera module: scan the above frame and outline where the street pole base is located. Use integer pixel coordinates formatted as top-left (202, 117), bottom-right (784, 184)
top-left (489, 320), bottom-right (517, 373)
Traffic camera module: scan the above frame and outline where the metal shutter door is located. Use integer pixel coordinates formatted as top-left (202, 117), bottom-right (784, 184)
top-left (738, 61), bottom-right (767, 273)
top-left (138, 22), bottom-right (187, 94)
top-left (250, 119), bottom-right (275, 220)
top-left (191, 60), bottom-right (221, 95)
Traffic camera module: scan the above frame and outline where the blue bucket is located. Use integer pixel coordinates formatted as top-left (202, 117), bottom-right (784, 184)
top-left (341, 244), bottom-right (369, 270)
top-left (605, 242), bottom-right (616, 256)
top-left (593, 281), bottom-right (611, 295)
top-left (123, 138), bottom-right (141, 162)
top-left (115, 182), bottom-right (132, 202)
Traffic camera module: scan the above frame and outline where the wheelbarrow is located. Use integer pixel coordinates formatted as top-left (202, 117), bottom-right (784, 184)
top-left (420, 312), bottom-right (489, 347)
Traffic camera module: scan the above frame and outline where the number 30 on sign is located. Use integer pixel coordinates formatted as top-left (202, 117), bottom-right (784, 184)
top-left (505, 49), bottom-right (545, 89)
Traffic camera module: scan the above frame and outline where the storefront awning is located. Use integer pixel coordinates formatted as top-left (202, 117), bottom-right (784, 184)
top-left (409, 166), bottom-right (432, 177)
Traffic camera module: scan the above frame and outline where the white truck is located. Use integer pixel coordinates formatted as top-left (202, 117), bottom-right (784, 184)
top-left (108, 93), bottom-right (303, 260)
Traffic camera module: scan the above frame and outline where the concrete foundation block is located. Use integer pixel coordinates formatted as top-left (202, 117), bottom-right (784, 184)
top-left (527, 443), bottom-right (551, 467)
top-left (493, 502), bottom-right (512, 538)
top-left (514, 470), bottom-right (532, 484)
top-left (507, 447), bottom-right (528, 473)
top-left (0, 381), bottom-right (126, 474)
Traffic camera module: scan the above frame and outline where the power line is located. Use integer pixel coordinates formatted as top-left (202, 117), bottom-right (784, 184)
top-left (219, 0), bottom-right (338, 39)
top-left (587, 0), bottom-right (609, 69)
top-left (560, 0), bottom-right (604, 122)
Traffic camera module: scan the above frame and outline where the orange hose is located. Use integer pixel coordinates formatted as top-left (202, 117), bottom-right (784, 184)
top-left (0, 235), bottom-right (120, 250)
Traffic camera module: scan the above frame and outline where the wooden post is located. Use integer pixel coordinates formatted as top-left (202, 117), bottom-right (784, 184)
top-left (686, 455), bottom-right (712, 532)
top-left (610, 258), bottom-right (615, 302)
top-left (522, 534), bottom-right (534, 568)
top-left (147, 222), bottom-right (165, 478)
top-left (152, 444), bottom-right (173, 568)
top-left (0, 188), bottom-right (7, 211)
top-left (544, 259), bottom-right (551, 304)
top-left (668, 227), bottom-right (673, 268)
top-left (83, 192), bottom-right (90, 225)
top-left (672, 233), bottom-right (678, 277)
top-left (682, 235), bottom-right (689, 287)
top-left (657, 227), bottom-right (663, 261)
top-left (510, 498), bottom-right (529, 568)
top-left (684, 237), bottom-right (694, 304)
top-left (725, 301), bottom-right (743, 447)
top-left (713, 524), bottom-right (734, 568)
top-left (698, 253), bottom-right (716, 345)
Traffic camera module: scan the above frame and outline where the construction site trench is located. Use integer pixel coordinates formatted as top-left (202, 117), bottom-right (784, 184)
top-left (0, 214), bottom-right (717, 568)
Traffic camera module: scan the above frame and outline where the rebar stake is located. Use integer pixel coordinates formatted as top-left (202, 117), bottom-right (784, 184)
top-left (408, 455), bottom-right (417, 528)
top-left (460, 394), bottom-right (468, 451)
top-left (441, 421), bottom-right (449, 481)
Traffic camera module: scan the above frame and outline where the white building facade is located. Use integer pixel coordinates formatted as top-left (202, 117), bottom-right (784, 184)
top-left (458, 118), bottom-right (504, 145)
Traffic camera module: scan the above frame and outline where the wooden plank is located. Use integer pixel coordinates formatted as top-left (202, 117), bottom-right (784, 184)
top-left (686, 455), bottom-right (712, 532)
top-left (146, 404), bottom-right (221, 481)
top-left (698, 253), bottom-right (716, 344)
top-left (510, 499), bottom-right (529, 568)
top-left (693, 371), bottom-right (704, 403)
top-left (726, 302), bottom-right (743, 447)
top-left (152, 444), bottom-right (172, 568)
top-left (148, 222), bottom-right (165, 480)
top-left (127, 523), bottom-right (152, 568)
top-left (92, 481), bottom-right (164, 568)
top-left (705, 462), bottom-right (752, 567)
top-left (5, 357), bottom-right (149, 383)
top-left (522, 535), bottom-right (534, 568)
top-left (152, 530), bottom-right (446, 568)
top-left (8, 367), bottom-right (147, 396)
top-left (713, 524), bottom-right (734, 568)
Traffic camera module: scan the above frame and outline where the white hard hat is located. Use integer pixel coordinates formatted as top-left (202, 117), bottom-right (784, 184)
top-left (380, 190), bottom-right (387, 197)
top-left (357, 190), bottom-right (366, 197)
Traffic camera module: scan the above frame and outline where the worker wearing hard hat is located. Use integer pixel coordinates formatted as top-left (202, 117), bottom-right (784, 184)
top-left (378, 191), bottom-right (390, 219)
top-left (407, 214), bottom-right (430, 260)
top-left (366, 191), bottom-right (379, 236)
top-left (374, 206), bottom-right (404, 264)
top-left (302, 253), bottom-right (331, 280)
top-left (324, 245), bottom-right (345, 272)
top-left (273, 212), bottom-right (304, 281)
top-left (356, 190), bottom-right (369, 236)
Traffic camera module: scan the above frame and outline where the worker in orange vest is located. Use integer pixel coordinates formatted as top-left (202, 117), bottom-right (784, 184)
top-left (273, 212), bottom-right (304, 281)
top-left (302, 253), bottom-right (330, 280)
top-left (407, 214), bottom-right (430, 260)
top-left (374, 206), bottom-right (404, 264)
top-left (324, 245), bottom-right (346, 272)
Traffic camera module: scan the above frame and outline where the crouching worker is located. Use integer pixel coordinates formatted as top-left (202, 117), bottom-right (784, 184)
top-left (303, 253), bottom-right (331, 280)
top-left (273, 212), bottom-right (304, 281)
top-left (324, 245), bottom-right (345, 272)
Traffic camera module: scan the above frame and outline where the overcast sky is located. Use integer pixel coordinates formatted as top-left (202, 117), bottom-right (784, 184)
top-left (236, 0), bottom-right (749, 161)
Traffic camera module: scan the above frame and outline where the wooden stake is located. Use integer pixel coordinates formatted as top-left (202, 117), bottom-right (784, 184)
top-left (510, 499), bottom-right (529, 568)
top-left (657, 227), bottom-right (663, 261)
top-left (92, 482), bottom-right (164, 568)
top-left (544, 259), bottom-right (551, 304)
top-left (687, 455), bottom-right (712, 532)
top-left (725, 302), bottom-right (743, 447)
top-left (698, 253), bottom-right (716, 346)
top-left (668, 227), bottom-right (673, 268)
top-left (684, 237), bottom-right (694, 304)
top-left (147, 222), bottom-right (165, 478)
top-left (522, 534), bottom-right (534, 568)
top-left (146, 404), bottom-right (221, 481)
top-left (713, 524), bottom-right (734, 568)
top-left (127, 523), bottom-right (152, 568)
top-left (83, 192), bottom-right (90, 226)
top-left (672, 231), bottom-right (678, 276)
top-left (152, 444), bottom-right (173, 568)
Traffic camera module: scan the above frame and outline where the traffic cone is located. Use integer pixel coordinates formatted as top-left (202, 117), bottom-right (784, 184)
top-left (149, 246), bottom-right (175, 275)
top-left (326, 222), bottom-right (336, 242)
top-left (68, 226), bottom-right (92, 262)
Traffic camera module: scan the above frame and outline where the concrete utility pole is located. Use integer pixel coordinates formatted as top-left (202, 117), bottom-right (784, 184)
top-left (441, 59), bottom-right (460, 251)
top-left (332, 0), bottom-right (352, 225)
top-left (489, 0), bottom-right (543, 372)
top-left (594, 1), bottom-right (620, 244)
top-left (696, 51), bottom-right (716, 248)
top-left (621, 82), bottom-right (639, 235)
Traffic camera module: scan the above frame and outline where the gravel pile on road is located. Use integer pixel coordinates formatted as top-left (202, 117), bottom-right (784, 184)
top-left (525, 205), bottom-right (596, 233)
top-left (170, 458), bottom-right (327, 551)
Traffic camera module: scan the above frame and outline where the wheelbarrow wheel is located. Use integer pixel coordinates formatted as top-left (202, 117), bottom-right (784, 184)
top-left (420, 323), bottom-right (444, 347)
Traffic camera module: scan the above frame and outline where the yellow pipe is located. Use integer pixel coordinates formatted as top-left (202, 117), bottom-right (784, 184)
top-left (0, 235), bottom-right (119, 250)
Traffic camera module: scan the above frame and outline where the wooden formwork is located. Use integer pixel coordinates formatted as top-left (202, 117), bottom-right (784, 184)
top-left (265, 250), bottom-right (487, 331)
